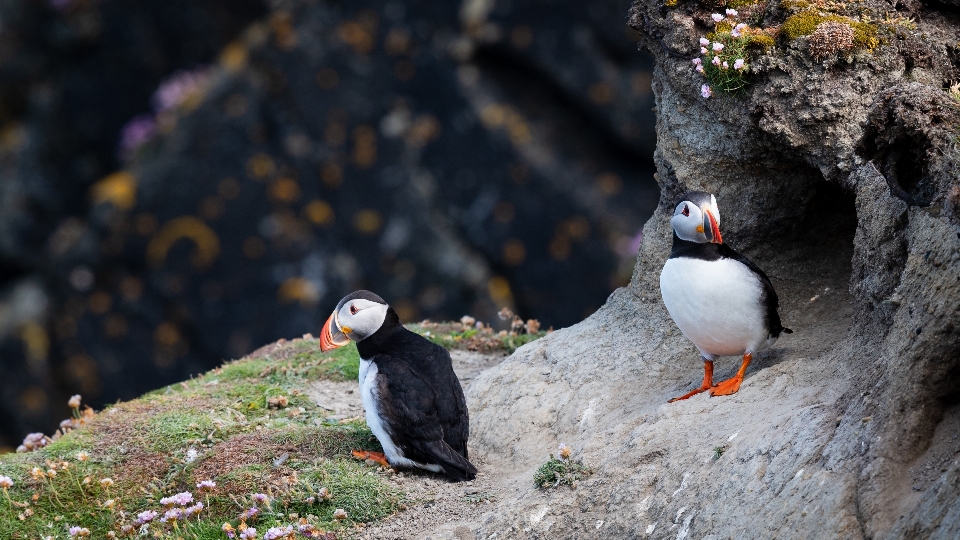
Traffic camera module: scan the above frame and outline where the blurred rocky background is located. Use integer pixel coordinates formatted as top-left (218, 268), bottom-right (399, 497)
top-left (0, 0), bottom-right (658, 450)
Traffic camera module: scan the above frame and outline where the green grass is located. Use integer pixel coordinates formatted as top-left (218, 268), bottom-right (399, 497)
top-left (0, 326), bottom-right (544, 538)
top-left (533, 456), bottom-right (592, 488)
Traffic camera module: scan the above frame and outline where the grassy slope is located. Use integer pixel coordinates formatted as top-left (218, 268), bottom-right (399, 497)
top-left (0, 324), bottom-right (543, 539)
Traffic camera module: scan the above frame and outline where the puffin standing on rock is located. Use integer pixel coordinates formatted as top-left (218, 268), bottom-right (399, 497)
top-left (319, 290), bottom-right (477, 481)
top-left (659, 191), bottom-right (792, 402)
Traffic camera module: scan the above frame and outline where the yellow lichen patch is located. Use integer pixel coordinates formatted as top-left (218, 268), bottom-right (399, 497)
top-left (596, 173), bottom-right (623, 195)
top-left (404, 115), bottom-right (441, 147)
top-left (782, 11), bottom-right (879, 51)
top-left (154, 322), bottom-right (181, 347)
top-left (88, 291), bottom-right (112, 315)
top-left (303, 200), bottom-right (334, 226)
top-left (269, 177), bottom-right (301, 202)
top-left (19, 322), bottom-right (49, 363)
top-left (487, 276), bottom-right (513, 303)
top-left (147, 216), bottom-right (221, 270)
top-left (271, 11), bottom-right (298, 51)
top-left (338, 21), bottom-right (376, 54)
top-left (353, 209), bottom-right (382, 234)
top-left (277, 277), bottom-right (320, 306)
top-left (391, 298), bottom-right (417, 322)
top-left (91, 171), bottom-right (137, 210)
top-left (247, 153), bottom-right (276, 180)
top-left (502, 239), bottom-right (526, 266)
top-left (728, 0), bottom-right (766, 7)
top-left (588, 82), bottom-right (615, 104)
top-left (320, 161), bottom-right (343, 188)
top-left (480, 103), bottom-right (533, 145)
top-left (220, 41), bottom-right (249, 72)
top-left (352, 125), bottom-right (377, 168)
top-left (745, 32), bottom-right (776, 51)
top-left (384, 27), bottom-right (411, 56)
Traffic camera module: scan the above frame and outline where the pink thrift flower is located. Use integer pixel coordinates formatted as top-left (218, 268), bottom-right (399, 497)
top-left (700, 47), bottom-right (708, 54)
top-left (692, 58), bottom-right (702, 65)
top-left (136, 510), bottom-right (158, 524)
top-left (695, 65), bottom-right (704, 73)
top-left (712, 13), bottom-right (723, 22)
top-left (197, 480), bottom-right (216, 491)
top-left (699, 37), bottom-right (709, 46)
top-left (731, 29), bottom-right (741, 38)
top-left (712, 56), bottom-right (721, 66)
top-left (712, 42), bottom-right (724, 52)
top-left (722, 61), bottom-right (729, 69)
top-left (726, 8), bottom-right (738, 16)
top-left (736, 23), bottom-right (748, 32)
top-left (0, 476), bottom-right (13, 489)
top-left (734, 58), bottom-right (745, 70)
top-left (239, 528), bottom-right (257, 540)
top-left (701, 84), bottom-right (713, 98)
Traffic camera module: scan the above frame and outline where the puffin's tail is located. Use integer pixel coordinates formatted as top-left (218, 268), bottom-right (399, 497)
top-left (416, 440), bottom-right (477, 482)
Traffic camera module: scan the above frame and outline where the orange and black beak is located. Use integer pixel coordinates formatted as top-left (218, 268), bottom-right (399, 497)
top-left (703, 208), bottom-right (723, 244)
top-left (319, 310), bottom-right (351, 352)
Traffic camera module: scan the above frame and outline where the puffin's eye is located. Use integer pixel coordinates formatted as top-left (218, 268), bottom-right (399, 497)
top-left (350, 304), bottom-right (359, 315)
top-left (681, 204), bottom-right (690, 217)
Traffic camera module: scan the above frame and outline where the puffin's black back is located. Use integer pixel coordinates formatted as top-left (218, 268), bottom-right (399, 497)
top-left (358, 309), bottom-right (476, 481)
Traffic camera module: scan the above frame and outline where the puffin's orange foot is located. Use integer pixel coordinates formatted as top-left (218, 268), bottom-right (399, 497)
top-left (668, 385), bottom-right (711, 403)
top-left (709, 376), bottom-right (743, 397)
top-left (709, 353), bottom-right (751, 397)
top-left (668, 358), bottom-right (715, 403)
top-left (351, 450), bottom-right (391, 468)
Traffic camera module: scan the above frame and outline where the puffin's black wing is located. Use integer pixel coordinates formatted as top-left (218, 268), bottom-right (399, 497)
top-left (717, 243), bottom-right (793, 337)
top-left (373, 343), bottom-right (476, 481)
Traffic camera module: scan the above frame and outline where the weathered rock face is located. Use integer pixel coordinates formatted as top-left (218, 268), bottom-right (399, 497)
top-left (456, 0), bottom-right (960, 538)
top-left (0, 0), bottom-right (660, 449)
top-left (0, 0), bottom-right (268, 449)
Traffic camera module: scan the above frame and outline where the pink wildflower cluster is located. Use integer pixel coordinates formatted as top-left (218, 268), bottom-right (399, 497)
top-left (17, 433), bottom-right (48, 453)
top-left (692, 10), bottom-right (752, 97)
top-left (152, 69), bottom-right (212, 113)
top-left (19, 395), bottom-right (96, 452)
top-left (68, 526), bottom-right (90, 537)
top-left (0, 475), bottom-right (13, 489)
top-left (264, 525), bottom-right (296, 540)
top-left (196, 479), bottom-right (217, 492)
top-left (135, 510), bottom-right (158, 525)
top-left (118, 66), bottom-right (213, 160)
top-left (160, 491), bottom-right (194, 507)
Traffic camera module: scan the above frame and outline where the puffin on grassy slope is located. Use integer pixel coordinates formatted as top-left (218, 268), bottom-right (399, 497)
top-left (319, 290), bottom-right (477, 481)
top-left (659, 191), bottom-right (792, 402)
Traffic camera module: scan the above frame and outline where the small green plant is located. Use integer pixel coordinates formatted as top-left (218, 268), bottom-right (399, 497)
top-left (713, 445), bottom-right (727, 460)
top-left (694, 9), bottom-right (772, 96)
top-left (533, 444), bottom-right (591, 488)
top-left (949, 83), bottom-right (960, 104)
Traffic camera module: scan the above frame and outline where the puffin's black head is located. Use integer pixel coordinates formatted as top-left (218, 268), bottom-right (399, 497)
top-left (671, 191), bottom-right (722, 244)
top-left (319, 290), bottom-right (391, 351)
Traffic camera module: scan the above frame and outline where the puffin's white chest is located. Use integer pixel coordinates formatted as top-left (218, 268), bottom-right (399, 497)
top-left (660, 256), bottom-right (771, 358)
top-left (358, 358), bottom-right (442, 472)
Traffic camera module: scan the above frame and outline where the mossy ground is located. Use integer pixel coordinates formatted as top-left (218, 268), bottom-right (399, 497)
top-left (0, 325), bottom-right (543, 539)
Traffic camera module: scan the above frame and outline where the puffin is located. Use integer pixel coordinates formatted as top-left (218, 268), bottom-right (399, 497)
top-left (319, 290), bottom-right (477, 481)
top-left (659, 191), bottom-right (792, 402)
